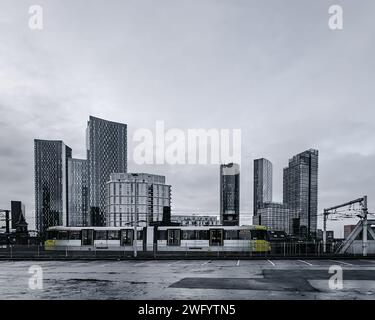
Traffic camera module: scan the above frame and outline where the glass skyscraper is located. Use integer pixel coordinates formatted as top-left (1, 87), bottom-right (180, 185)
top-left (34, 139), bottom-right (72, 234)
top-left (10, 201), bottom-right (27, 230)
top-left (220, 163), bottom-right (240, 226)
top-left (68, 158), bottom-right (88, 227)
top-left (283, 149), bottom-right (318, 238)
top-left (87, 116), bottom-right (127, 226)
top-left (253, 158), bottom-right (273, 216)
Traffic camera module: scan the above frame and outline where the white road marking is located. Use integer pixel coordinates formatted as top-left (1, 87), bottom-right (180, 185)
top-left (134, 261), bottom-right (153, 267)
top-left (99, 263), bottom-right (113, 267)
top-left (360, 259), bottom-right (375, 264)
top-left (201, 260), bottom-right (211, 266)
top-left (298, 260), bottom-right (313, 266)
top-left (309, 279), bottom-right (375, 292)
top-left (267, 259), bottom-right (275, 266)
top-left (167, 260), bottom-right (182, 267)
top-left (329, 260), bottom-right (354, 266)
top-left (236, 260), bottom-right (240, 266)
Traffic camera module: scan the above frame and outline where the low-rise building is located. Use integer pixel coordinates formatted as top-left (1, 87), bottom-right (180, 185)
top-left (344, 225), bottom-right (357, 239)
top-left (171, 214), bottom-right (219, 226)
top-left (316, 229), bottom-right (334, 241)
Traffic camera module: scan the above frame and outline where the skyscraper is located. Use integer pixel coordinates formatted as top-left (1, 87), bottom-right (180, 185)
top-left (34, 139), bottom-right (72, 234)
top-left (10, 201), bottom-right (26, 230)
top-left (68, 158), bottom-right (88, 227)
top-left (253, 158), bottom-right (273, 216)
top-left (220, 163), bottom-right (240, 226)
top-left (106, 173), bottom-right (171, 227)
top-left (87, 116), bottom-right (127, 226)
top-left (283, 149), bottom-right (318, 238)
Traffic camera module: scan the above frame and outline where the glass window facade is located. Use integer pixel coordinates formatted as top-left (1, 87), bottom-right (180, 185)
top-left (283, 149), bottom-right (318, 238)
top-left (34, 139), bottom-right (72, 235)
top-left (253, 158), bottom-right (273, 216)
top-left (220, 163), bottom-right (240, 226)
top-left (87, 116), bottom-right (127, 226)
top-left (68, 158), bottom-right (88, 227)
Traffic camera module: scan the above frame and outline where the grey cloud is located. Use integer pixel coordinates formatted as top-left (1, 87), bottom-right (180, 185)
top-left (0, 0), bottom-right (375, 237)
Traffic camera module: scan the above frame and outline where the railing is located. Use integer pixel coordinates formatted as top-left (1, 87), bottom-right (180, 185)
top-left (0, 241), bottom-right (365, 259)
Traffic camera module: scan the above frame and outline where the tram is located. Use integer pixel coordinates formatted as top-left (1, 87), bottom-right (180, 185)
top-left (45, 225), bottom-right (270, 253)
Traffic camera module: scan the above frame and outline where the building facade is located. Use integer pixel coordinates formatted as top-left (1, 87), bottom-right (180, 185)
top-left (171, 215), bottom-right (219, 226)
top-left (283, 149), bottom-right (318, 238)
top-left (106, 173), bottom-right (171, 227)
top-left (68, 158), bottom-right (88, 227)
top-left (87, 116), bottom-right (127, 226)
top-left (253, 158), bottom-right (273, 216)
top-left (220, 163), bottom-right (240, 226)
top-left (344, 225), bottom-right (356, 239)
top-left (253, 202), bottom-right (290, 233)
top-left (34, 139), bottom-right (72, 234)
top-left (317, 229), bottom-right (334, 241)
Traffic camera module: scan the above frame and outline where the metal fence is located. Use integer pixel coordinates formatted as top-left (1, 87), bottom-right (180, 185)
top-left (0, 242), bottom-right (367, 259)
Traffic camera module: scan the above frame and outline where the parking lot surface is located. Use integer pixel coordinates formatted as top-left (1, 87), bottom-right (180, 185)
top-left (1, 259), bottom-right (375, 299)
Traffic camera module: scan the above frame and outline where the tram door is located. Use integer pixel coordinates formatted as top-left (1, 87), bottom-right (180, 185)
top-left (120, 229), bottom-right (133, 246)
top-left (82, 229), bottom-right (94, 246)
top-left (167, 229), bottom-right (181, 246)
top-left (209, 229), bottom-right (223, 246)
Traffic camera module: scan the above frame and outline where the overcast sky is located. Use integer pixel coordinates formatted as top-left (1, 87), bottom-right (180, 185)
top-left (1, 1), bottom-right (374, 236)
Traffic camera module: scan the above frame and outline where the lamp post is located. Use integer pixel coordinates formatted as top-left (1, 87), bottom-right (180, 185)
top-left (124, 218), bottom-right (147, 259)
top-left (323, 212), bottom-right (327, 254)
top-left (362, 196), bottom-right (368, 257)
top-left (133, 212), bottom-right (138, 258)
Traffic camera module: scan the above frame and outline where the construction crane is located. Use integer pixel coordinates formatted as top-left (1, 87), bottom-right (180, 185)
top-left (323, 196), bottom-right (368, 256)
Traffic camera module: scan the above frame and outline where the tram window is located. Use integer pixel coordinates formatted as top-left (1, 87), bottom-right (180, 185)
top-left (82, 229), bottom-right (94, 246)
top-left (158, 230), bottom-right (167, 240)
top-left (182, 230), bottom-right (195, 240)
top-left (210, 229), bottom-right (223, 246)
top-left (108, 230), bottom-right (119, 240)
top-left (239, 230), bottom-right (251, 240)
top-left (58, 231), bottom-right (68, 240)
top-left (251, 230), bottom-right (266, 240)
top-left (120, 230), bottom-right (133, 245)
top-left (224, 230), bottom-right (239, 240)
top-left (137, 230), bottom-right (143, 240)
top-left (95, 230), bottom-right (108, 240)
top-left (47, 231), bottom-right (58, 240)
top-left (167, 229), bottom-right (181, 246)
top-left (69, 230), bottom-right (81, 240)
top-left (196, 230), bottom-right (209, 240)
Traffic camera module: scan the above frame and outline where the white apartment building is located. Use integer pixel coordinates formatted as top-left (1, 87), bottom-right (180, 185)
top-left (106, 173), bottom-right (171, 227)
